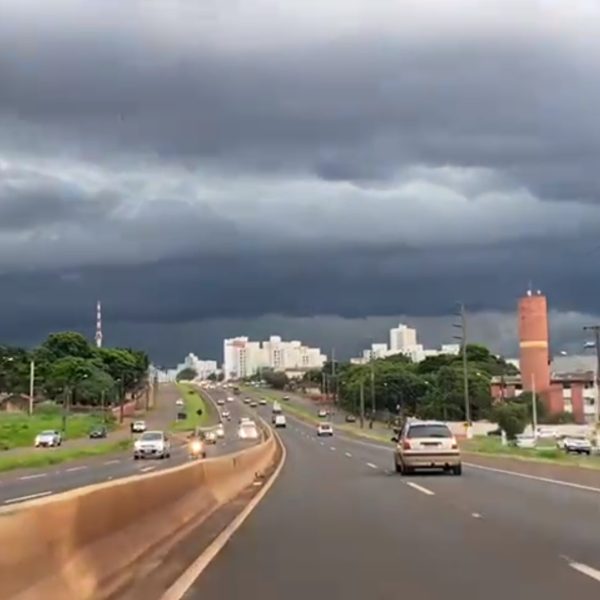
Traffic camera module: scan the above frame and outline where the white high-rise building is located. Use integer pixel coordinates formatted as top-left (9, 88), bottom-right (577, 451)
top-left (389, 324), bottom-right (418, 352)
top-left (223, 336), bottom-right (326, 380)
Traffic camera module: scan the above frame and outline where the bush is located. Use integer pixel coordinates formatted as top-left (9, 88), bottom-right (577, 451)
top-left (492, 402), bottom-right (529, 440)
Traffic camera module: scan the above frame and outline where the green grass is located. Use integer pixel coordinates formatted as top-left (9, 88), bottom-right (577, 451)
top-left (172, 383), bottom-right (217, 432)
top-left (0, 406), bottom-right (115, 451)
top-left (462, 436), bottom-right (600, 470)
top-left (0, 439), bottom-right (132, 473)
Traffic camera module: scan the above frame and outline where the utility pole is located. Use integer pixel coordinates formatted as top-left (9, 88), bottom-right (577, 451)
top-left (453, 303), bottom-right (472, 438)
top-left (531, 373), bottom-right (538, 436)
top-left (28, 359), bottom-right (35, 416)
top-left (583, 325), bottom-right (600, 427)
top-left (331, 348), bottom-right (337, 406)
top-left (101, 390), bottom-right (106, 425)
top-left (370, 361), bottom-right (376, 428)
top-left (359, 379), bottom-right (365, 429)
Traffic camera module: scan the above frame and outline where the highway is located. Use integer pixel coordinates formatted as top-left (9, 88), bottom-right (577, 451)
top-left (0, 385), bottom-right (258, 506)
top-left (179, 402), bottom-right (600, 600)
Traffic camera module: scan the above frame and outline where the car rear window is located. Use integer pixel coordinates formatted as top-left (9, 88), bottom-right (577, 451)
top-left (140, 432), bottom-right (162, 441)
top-left (407, 424), bottom-right (451, 439)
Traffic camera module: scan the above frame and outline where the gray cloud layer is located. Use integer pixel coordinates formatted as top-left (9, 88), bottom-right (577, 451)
top-left (1, 0), bottom-right (599, 360)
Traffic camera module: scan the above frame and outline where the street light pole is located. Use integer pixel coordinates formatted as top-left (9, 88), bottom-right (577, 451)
top-left (28, 359), bottom-right (35, 416)
top-left (359, 379), bottom-right (365, 429)
top-left (370, 361), bottom-right (376, 427)
top-left (453, 302), bottom-right (471, 437)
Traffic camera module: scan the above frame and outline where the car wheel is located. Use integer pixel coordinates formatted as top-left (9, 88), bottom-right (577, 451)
top-left (395, 460), bottom-right (402, 473)
top-left (452, 464), bottom-right (462, 476)
top-left (134, 455), bottom-right (139, 460)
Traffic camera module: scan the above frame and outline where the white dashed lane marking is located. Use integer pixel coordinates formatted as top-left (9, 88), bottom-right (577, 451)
top-left (366, 462), bottom-right (378, 469)
top-left (19, 473), bottom-right (47, 481)
top-left (406, 482), bottom-right (435, 496)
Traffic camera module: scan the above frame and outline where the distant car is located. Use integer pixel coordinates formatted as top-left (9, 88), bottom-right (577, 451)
top-left (345, 414), bottom-right (357, 423)
top-left (176, 398), bottom-right (184, 406)
top-left (317, 423), bottom-right (333, 436)
top-left (240, 417), bottom-right (252, 424)
top-left (283, 396), bottom-right (290, 401)
top-left (204, 431), bottom-right (217, 444)
top-left (227, 396), bottom-right (234, 402)
top-left (217, 399), bottom-right (225, 406)
top-left (89, 425), bottom-right (107, 439)
top-left (238, 422), bottom-right (260, 440)
top-left (250, 401), bottom-right (258, 408)
top-left (318, 409), bottom-right (328, 418)
top-left (274, 414), bottom-right (287, 428)
top-left (536, 427), bottom-right (558, 439)
top-left (393, 421), bottom-right (461, 475)
top-left (216, 424), bottom-right (225, 439)
top-left (134, 431), bottom-right (170, 459)
top-left (221, 410), bottom-right (231, 420)
top-left (563, 436), bottom-right (592, 455)
top-left (131, 420), bottom-right (146, 433)
top-left (259, 399), bottom-right (267, 406)
top-left (243, 397), bottom-right (251, 404)
top-left (35, 430), bottom-right (62, 448)
top-left (515, 434), bottom-right (536, 449)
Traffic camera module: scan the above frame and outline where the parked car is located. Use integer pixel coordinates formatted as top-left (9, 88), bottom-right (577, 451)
top-left (133, 431), bottom-right (170, 460)
top-left (563, 436), bottom-right (592, 455)
top-left (345, 414), bottom-right (357, 423)
top-left (89, 425), bottom-right (107, 439)
top-left (34, 430), bottom-right (62, 448)
top-left (514, 434), bottom-right (536, 449)
top-left (392, 420), bottom-right (461, 475)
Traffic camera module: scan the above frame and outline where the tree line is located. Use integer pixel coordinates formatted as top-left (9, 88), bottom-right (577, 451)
top-left (0, 332), bottom-right (150, 407)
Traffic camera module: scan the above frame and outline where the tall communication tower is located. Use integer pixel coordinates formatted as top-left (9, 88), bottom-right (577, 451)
top-left (95, 301), bottom-right (103, 348)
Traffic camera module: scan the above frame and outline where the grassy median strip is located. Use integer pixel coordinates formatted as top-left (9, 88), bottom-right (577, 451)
top-left (462, 436), bottom-right (600, 470)
top-left (173, 383), bottom-right (217, 432)
top-left (0, 407), bottom-right (114, 451)
top-left (0, 439), bottom-right (132, 473)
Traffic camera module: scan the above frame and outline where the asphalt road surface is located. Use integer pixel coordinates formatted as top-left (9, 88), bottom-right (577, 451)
top-left (0, 385), bottom-right (259, 506)
top-left (182, 404), bottom-right (600, 600)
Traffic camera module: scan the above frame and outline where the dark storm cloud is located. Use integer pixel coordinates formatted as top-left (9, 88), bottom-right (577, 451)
top-left (1, 1), bottom-right (600, 361)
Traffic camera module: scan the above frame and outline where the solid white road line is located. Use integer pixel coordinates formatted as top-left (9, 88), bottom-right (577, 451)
top-left (3, 490), bottom-right (53, 504)
top-left (65, 466), bottom-right (87, 473)
top-left (465, 462), bottom-right (600, 494)
top-left (19, 473), bottom-right (47, 481)
top-left (406, 482), bottom-right (435, 496)
top-left (366, 462), bottom-right (378, 469)
top-left (140, 466), bottom-right (155, 473)
top-left (161, 431), bottom-right (287, 600)
top-left (345, 452), bottom-right (352, 458)
top-left (563, 556), bottom-right (600, 583)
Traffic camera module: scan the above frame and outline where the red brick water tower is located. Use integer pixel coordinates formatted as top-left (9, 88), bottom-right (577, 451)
top-left (518, 289), bottom-right (550, 397)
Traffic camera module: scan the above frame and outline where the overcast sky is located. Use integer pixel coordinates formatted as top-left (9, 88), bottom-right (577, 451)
top-left (1, 0), bottom-right (599, 364)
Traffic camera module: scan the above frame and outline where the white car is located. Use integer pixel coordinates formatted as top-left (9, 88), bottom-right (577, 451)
top-left (176, 398), bottom-right (184, 406)
top-left (227, 396), bottom-right (234, 402)
top-left (131, 420), bottom-right (146, 433)
top-left (238, 422), bottom-right (260, 440)
top-left (34, 430), bottom-right (62, 447)
top-left (204, 431), bottom-right (217, 445)
top-left (563, 436), bottom-right (592, 455)
top-left (134, 431), bottom-right (171, 459)
top-left (274, 414), bottom-right (287, 428)
top-left (515, 434), bottom-right (536, 449)
top-left (216, 424), bottom-right (225, 438)
top-left (536, 427), bottom-right (558, 439)
top-left (217, 399), bottom-right (225, 406)
top-left (317, 423), bottom-right (333, 436)
top-left (243, 397), bottom-right (251, 404)
top-left (221, 410), bottom-right (231, 420)
top-left (259, 399), bottom-right (267, 406)
top-left (318, 409), bottom-right (328, 418)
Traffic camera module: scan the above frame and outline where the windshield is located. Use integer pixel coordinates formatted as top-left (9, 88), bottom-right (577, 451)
top-left (40, 430), bottom-right (55, 436)
top-left (407, 425), bottom-right (451, 439)
top-left (140, 432), bottom-right (163, 441)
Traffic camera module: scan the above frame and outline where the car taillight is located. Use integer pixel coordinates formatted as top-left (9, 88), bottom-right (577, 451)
top-left (402, 440), bottom-right (411, 450)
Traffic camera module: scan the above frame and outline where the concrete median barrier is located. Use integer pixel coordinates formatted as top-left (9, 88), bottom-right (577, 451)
top-left (0, 432), bottom-right (278, 600)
